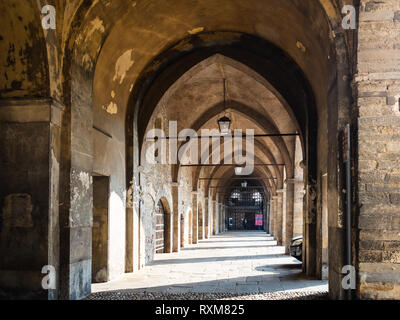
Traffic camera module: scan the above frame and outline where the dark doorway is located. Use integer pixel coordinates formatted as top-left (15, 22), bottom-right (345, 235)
top-left (226, 182), bottom-right (265, 231)
top-left (92, 175), bottom-right (109, 283)
top-left (155, 200), bottom-right (166, 253)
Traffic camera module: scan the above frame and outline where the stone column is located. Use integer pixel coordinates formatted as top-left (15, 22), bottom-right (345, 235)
top-left (271, 196), bottom-right (278, 238)
top-left (267, 201), bottom-right (271, 234)
top-left (269, 198), bottom-right (274, 236)
top-left (212, 200), bottom-right (217, 235)
top-left (221, 205), bottom-right (226, 232)
top-left (204, 198), bottom-right (209, 239)
top-left (355, 1), bottom-right (400, 299)
top-left (304, 180), bottom-right (317, 277)
top-left (0, 98), bottom-right (63, 300)
top-left (209, 199), bottom-right (212, 237)
top-left (293, 137), bottom-right (304, 238)
top-left (191, 192), bottom-right (198, 244)
top-left (171, 183), bottom-right (180, 253)
top-left (218, 203), bottom-right (223, 233)
top-left (276, 190), bottom-right (284, 246)
top-left (282, 187), bottom-right (287, 249)
top-left (198, 199), bottom-right (204, 240)
top-left (284, 180), bottom-right (295, 254)
top-left (59, 71), bottom-right (95, 300)
top-left (216, 202), bottom-right (219, 233)
top-left (224, 205), bottom-right (228, 232)
top-left (293, 180), bottom-right (304, 238)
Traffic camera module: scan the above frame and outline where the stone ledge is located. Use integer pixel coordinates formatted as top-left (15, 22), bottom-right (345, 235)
top-left (0, 98), bottom-right (64, 124)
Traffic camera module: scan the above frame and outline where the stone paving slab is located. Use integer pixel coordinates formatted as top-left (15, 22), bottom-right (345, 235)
top-left (91, 231), bottom-right (328, 299)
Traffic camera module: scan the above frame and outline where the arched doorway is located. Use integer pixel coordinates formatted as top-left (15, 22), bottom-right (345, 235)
top-left (155, 198), bottom-right (171, 254)
top-left (226, 181), bottom-right (266, 231)
top-left (53, 0), bottom-right (353, 301)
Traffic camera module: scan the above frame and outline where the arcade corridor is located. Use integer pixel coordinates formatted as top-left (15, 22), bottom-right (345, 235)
top-left (1, 1), bottom-right (399, 301)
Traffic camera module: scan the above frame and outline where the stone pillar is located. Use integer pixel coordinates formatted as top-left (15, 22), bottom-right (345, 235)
top-left (0, 98), bottom-right (63, 300)
top-left (225, 204), bottom-right (228, 232)
top-left (218, 203), bottom-right (223, 233)
top-left (293, 180), bottom-right (304, 237)
top-left (209, 202), bottom-right (212, 236)
top-left (276, 190), bottom-right (284, 246)
top-left (271, 196), bottom-right (278, 239)
top-left (58, 70), bottom-right (96, 300)
top-left (355, 0), bottom-right (400, 299)
top-left (293, 137), bottom-right (304, 238)
top-left (212, 200), bottom-right (217, 235)
top-left (282, 187), bottom-right (287, 249)
top-left (209, 200), bottom-right (212, 236)
top-left (221, 205), bottom-right (226, 232)
top-left (304, 180), bottom-right (317, 277)
top-left (172, 183), bottom-right (180, 253)
top-left (204, 197), bottom-right (209, 239)
top-left (198, 200), bottom-right (204, 240)
top-left (269, 199), bottom-right (274, 236)
top-left (192, 192), bottom-right (198, 244)
top-left (266, 201), bottom-right (270, 234)
top-left (270, 196), bottom-right (277, 238)
top-left (284, 181), bottom-right (295, 254)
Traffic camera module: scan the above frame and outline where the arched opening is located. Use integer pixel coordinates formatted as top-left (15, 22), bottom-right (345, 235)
top-left (155, 198), bottom-right (171, 254)
top-left (226, 181), bottom-right (266, 231)
top-left (13, 0), bottom-right (400, 301)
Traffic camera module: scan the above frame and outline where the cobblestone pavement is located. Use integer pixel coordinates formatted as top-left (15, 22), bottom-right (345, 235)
top-left (88, 231), bottom-right (328, 300)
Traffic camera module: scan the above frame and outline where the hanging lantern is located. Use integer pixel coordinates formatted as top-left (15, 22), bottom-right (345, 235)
top-left (218, 78), bottom-right (232, 135)
top-left (218, 115), bottom-right (232, 135)
top-left (241, 180), bottom-right (248, 188)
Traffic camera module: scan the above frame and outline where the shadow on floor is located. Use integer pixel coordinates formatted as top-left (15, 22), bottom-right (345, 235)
top-left (89, 272), bottom-right (327, 299)
top-left (199, 239), bottom-right (274, 244)
top-left (181, 244), bottom-right (278, 251)
top-left (148, 253), bottom-right (288, 265)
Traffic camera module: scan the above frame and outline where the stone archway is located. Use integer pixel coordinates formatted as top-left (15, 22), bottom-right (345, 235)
top-left (155, 200), bottom-right (166, 254)
top-left (155, 198), bottom-right (172, 254)
top-left (6, 0), bottom-right (400, 301)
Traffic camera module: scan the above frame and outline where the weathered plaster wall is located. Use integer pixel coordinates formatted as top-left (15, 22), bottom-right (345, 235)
top-left (0, 2), bottom-right (48, 98)
top-left (0, 122), bottom-right (50, 298)
top-left (0, 99), bottom-right (62, 299)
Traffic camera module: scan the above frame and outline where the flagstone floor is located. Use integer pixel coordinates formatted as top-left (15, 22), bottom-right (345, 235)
top-left (88, 231), bottom-right (328, 300)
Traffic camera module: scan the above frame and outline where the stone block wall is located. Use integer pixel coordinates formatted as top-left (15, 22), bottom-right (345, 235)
top-left (0, 98), bottom-right (62, 299)
top-left (356, 0), bottom-right (400, 299)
